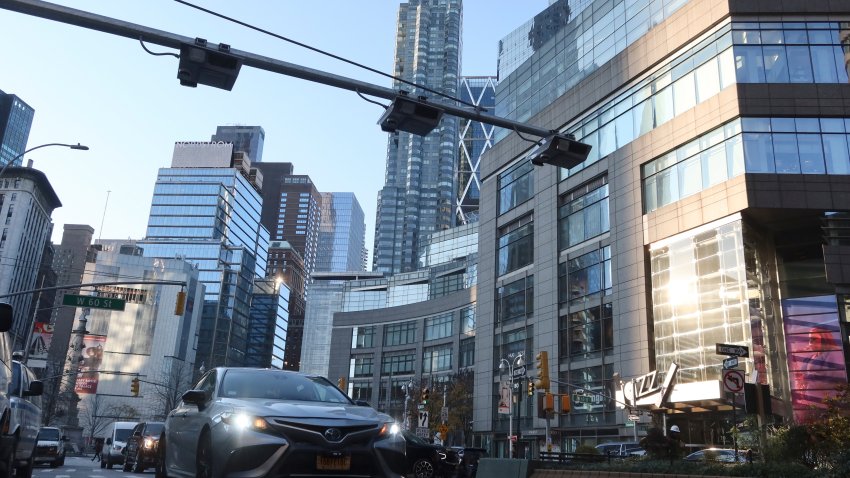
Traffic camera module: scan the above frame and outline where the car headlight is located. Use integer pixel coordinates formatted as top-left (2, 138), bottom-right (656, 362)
top-left (143, 438), bottom-right (157, 449)
top-left (221, 412), bottom-right (270, 432)
top-left (379, 422), bottom-right (401, 436)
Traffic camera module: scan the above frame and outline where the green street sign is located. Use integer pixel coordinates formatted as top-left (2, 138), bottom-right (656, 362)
top-left (62, 294), bottom-right (126, 311)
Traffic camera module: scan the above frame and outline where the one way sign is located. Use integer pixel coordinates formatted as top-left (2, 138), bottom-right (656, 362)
top-left (716, 343), bottom-right (749, 358)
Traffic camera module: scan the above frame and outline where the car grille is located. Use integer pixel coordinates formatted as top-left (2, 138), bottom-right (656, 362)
top-left (268, 419), bottom-right (379, 447)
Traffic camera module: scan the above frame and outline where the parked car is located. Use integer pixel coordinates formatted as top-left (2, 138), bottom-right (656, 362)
top-left (122, 421), bottom-right (164, 472)
top-left (157, 367), bottom-right (406, 478)
top-left (684, 448), bottom-right (748, 463)
top-left (9, 359), bottom-right (43, 477)
top-left (401, 431), bottom-right (460, 478)
top-left (595, 442), bottom-right (642, 458)
top-left (32, 427), bottom-right (66, 468)
top-left (0, 305), bottom-right (16, 478)
top-left (450, 447), bottom-right (488, 478)
top-left (102, 421), bottom-right (137, 469)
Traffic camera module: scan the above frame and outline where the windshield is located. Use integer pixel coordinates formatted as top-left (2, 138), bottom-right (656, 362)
top-left (115, 428), bottom-right (133, 442)
top-left (220, 370), bottom-right (352, 404)
top-left (143, 423), bottom-right (164, 436)
top-left (37, 429), bottom-right (61, 441)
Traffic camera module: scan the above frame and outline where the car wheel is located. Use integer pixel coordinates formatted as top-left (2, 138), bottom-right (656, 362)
top-left (133, 451), bottom-right (144, 473)
top-left (107, 454), bottom-right (114, 469)
top-left (196, 431), bottom-right (212, 478)
top-left (122, 457), bottom-right (131, 472)
top-left (412, 458), bottom-right (436, 478)
top-left (58, 454), bottom-right (65, 466)
top-left (101, 458), bottom-right (106, 468)
top-left (0, 433), bottom-right (16, 478)
top-left (16, 456), bottom-right (33, 478)
top-left (155, 435), bottom-right (167, 478)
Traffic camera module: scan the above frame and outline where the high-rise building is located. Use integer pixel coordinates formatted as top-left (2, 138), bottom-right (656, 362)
top-left (246, 279), bottom-right (290, 369)
top-left (476, 0), bottom-right (850, 455)
top-left (139, 141), bottom-right (269, 369)
top-left (266, 240), bottom-right (307, 370)
top-left (0, 167), bottom-right (61, 349)
top-left (316, 192), bottom-right (367, 273)
top-left (456, 77), bottom-right (497, 225)
top-left (373, 0), bottom-right (462, 274)
top-left (0, 89), bottom-right (34, 169)
top-left (211, 125), bottom-right (265, 163)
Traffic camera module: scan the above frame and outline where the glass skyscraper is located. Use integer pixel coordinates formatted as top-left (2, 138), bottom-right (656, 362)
top-left (211, 125), bottom-right (265, 163)
top-left (0, 89), bottom-right (34, 169)
top-left (316, 192), bottom-right (367, 272)
top-left (139, 142), bottom-right (269, 368)
top-left (456, 77), bottom-right (497, 225)
top-left (373, 0), bottom-right (462, 274)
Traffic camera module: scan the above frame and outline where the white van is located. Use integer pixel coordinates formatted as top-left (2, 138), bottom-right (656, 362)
top-left (102, 421), bottom-right (137, 469)
top-left (9, 359), bottom-right (43, 477)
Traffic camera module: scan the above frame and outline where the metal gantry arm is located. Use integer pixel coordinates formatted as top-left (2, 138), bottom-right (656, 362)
top-left (0, 0), bottom-right (594, 167)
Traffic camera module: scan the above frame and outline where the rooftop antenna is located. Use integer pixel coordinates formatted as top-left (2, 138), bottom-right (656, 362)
top-left (98, 190), bottom-right (111, 242)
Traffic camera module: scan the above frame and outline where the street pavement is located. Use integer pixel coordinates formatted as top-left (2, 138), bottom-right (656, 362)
top-left (33, 456), bottom-right (153, 478)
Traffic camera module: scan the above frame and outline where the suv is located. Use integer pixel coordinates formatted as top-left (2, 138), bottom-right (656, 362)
top-left (9, 359), bottom-right (43, 477)
top-left (33, 427), bottom-right (66, 468)
top-left (122, 421), bottom-right (164, 472)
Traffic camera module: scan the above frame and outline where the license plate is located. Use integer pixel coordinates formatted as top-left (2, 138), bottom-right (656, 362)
top-left (316, 454), bottom-right (351, 471)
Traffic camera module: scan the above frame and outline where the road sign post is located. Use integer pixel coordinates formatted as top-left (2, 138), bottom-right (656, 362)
top-left (62, 293), bottom-right (126, 311)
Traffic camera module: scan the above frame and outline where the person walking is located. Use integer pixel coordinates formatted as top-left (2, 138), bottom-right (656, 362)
top-left (92, 438), bottom-right (103, 462)
top-left (667, 425), bottom-right (684, 464)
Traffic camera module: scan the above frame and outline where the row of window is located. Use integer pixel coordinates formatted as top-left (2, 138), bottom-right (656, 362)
top-left (351, 344), bottom-right (458, 376)
top-left (350, 309), bottom-right (475, 348)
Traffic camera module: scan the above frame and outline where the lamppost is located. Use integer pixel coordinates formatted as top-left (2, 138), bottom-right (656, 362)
top-left (499, 353), bottom-right (524, 458)
top-left (0, 142), bottom-right (89, 178)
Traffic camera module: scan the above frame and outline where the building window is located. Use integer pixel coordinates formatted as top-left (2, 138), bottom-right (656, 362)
top-left (560, 303), bottom-right (613, 359)
top-left (497, 275), bottom-right (534, 327)
top-left (460, 306), bottom-right (475, 336)
top-left (561, 364), bottom-right (616, 427)
top-left (350, 381), bottom-right (372, 402)
top-left (381, 352), bottom-right (415, 375)
top-left (352, 326), bottom-right (375, 348)
top-left (559, 246), bottom-right (612, 307)
top-left (424, 313), bottom-right (453, 341)
top-left (351, 355), bottom-right (373, 377)
top-left (383, 322), bottom-right (416, 346)
top-left (422, 345), bottom-right (453, 373)
top-left (498, 160), bottom-right (534, 215)
top-left (459, 338), bottom-right (475, 368)
top-left (498, 214), bottom-right (534, 275)
top-left (559, 176), bottom-right (610, 250)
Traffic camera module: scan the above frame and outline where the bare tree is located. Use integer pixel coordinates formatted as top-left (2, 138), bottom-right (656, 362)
top-left (78, 395), bottom-right (116, 447)
top-left (150, 358), bottom-right (195, 420)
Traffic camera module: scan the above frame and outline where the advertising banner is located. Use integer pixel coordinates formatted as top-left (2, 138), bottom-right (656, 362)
top-left (26, 322), bottom-right (53, 369)
top-left (75, 335), bottom-right (106, 394)
top-left (498, 381), bottom-right (511, 415)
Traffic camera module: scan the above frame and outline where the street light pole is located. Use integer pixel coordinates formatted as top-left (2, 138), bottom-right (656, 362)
top-left (0, 142), bottom-right (89, 178)
top-left (499, 353), bottom-right (524, 458)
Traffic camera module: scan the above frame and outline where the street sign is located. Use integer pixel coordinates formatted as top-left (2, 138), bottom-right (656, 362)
top-left (628, 414), bottom-right (640, 421)
top-left (723, 356), bottom-right (739, 369)
top-left (722, 369), bottom-right (745, 393)
top-left (418, 403), bottom-right (425, 411)
top-left (415, 427), bottom-right (429, 439)
top-left (512, 365), bottom-right (527, 378)
top-left (574, 394), bottom-right (594, 404)
top-left (440, 406), bottom-right (449, 422)
top-left (716, 343), bottom-right (749, 358)
top-left (438, 424), bottom-right (448, 434)
top-left (62, 294), bottom-right (126, 311)
top-left (418, 411), bottom-right (429, 428)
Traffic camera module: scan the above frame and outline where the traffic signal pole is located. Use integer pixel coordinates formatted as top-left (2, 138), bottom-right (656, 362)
top-left (0, 0), bottom-right (560, 140)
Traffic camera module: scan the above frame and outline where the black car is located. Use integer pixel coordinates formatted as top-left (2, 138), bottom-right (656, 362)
top-left (401, 431), bottom-right (460, 478)
top-left (122, 422), bottom-right (164, 472)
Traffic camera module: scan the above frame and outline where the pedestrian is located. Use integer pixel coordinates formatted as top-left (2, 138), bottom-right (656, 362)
top-left (667, 425), bottom-right (684, 464)
top-left (92, 438), bottom-right (103, 462)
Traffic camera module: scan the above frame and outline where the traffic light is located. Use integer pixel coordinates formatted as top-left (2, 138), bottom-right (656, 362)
top-left (528, 381), bottom-right (534, 396)
top-left (421, 387), bottom-right (430, 403)
top-left (544, 392), bottom-right (554, 412)
top-left (175, 290), bottom-right (186, 315)
top-left (130, 378), bottom-right (140, 397)
top-left (534, 351), bottom-right (550, 391)
top-left (337, 377), bottom-right (347, 390)
top-left (560, 394), bottom-right (571, 413)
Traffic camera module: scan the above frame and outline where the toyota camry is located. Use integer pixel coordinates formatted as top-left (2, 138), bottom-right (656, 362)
top-left (156, 367), bottom-right (406, 478)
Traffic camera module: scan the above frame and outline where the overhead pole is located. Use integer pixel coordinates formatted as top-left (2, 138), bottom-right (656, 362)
top-left (0, 0), bottom-right (559, 139)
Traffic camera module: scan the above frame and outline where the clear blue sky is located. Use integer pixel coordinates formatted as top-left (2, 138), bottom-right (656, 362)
top-left (1, 1), bottom-right (545, 266)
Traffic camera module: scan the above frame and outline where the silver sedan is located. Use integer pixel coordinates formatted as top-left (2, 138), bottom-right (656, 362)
top-left (156, 367), bottom-right (406, 478)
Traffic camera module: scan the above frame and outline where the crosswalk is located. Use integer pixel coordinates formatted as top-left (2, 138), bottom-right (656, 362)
top-left (32, 457), bottom-right (151, 478)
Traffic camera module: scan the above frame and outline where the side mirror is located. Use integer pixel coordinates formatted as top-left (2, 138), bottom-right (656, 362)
top-left (24, 381), bottom-right (43, 397)
top-left (0, 304), bottom-right (12, 333)
top-left (105, 437), bottom-right (112, 445)
top-left (182, 389), bottom-right (207, 406)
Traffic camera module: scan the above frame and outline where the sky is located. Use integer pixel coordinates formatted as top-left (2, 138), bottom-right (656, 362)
top-left (1, 0), bottom-right (546, 266)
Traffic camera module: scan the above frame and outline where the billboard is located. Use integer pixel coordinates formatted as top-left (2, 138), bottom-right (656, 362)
top-left (74, 335), bottom-right (106, 394)
top-left (498, 381), bottom-right (511, 415)
top-left (170, 141), bottom-right (233, 168)
top-left (26, 322), bottom-right (53, 369)
top-left (782, 295), bottom-right (848, 422)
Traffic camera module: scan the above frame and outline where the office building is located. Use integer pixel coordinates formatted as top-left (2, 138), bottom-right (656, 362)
top-left (139, 141), bottom-right (269, 369)
top-left (246, 279), bottom-right (290, 369)
top-left (211, 125), bottom-right (265, 163)
top-left (0, 167), bottom-right (60, 350)
top-left (266, 240), bottom-right (307, 370)
top-left (475, 0), bottom-right (850, 456)
top-left (0, 89), bottom-right (34, 169)
top-left (316, 192), bottom-right (367, 273)
top-left (373, 0), bottom-right (462, 274)
top-left (456, 77), bottom-right (497, 225)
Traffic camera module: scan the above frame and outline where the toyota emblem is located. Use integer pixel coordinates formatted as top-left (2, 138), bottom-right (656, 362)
top-left (324, 428), bottom-right (343, 442)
